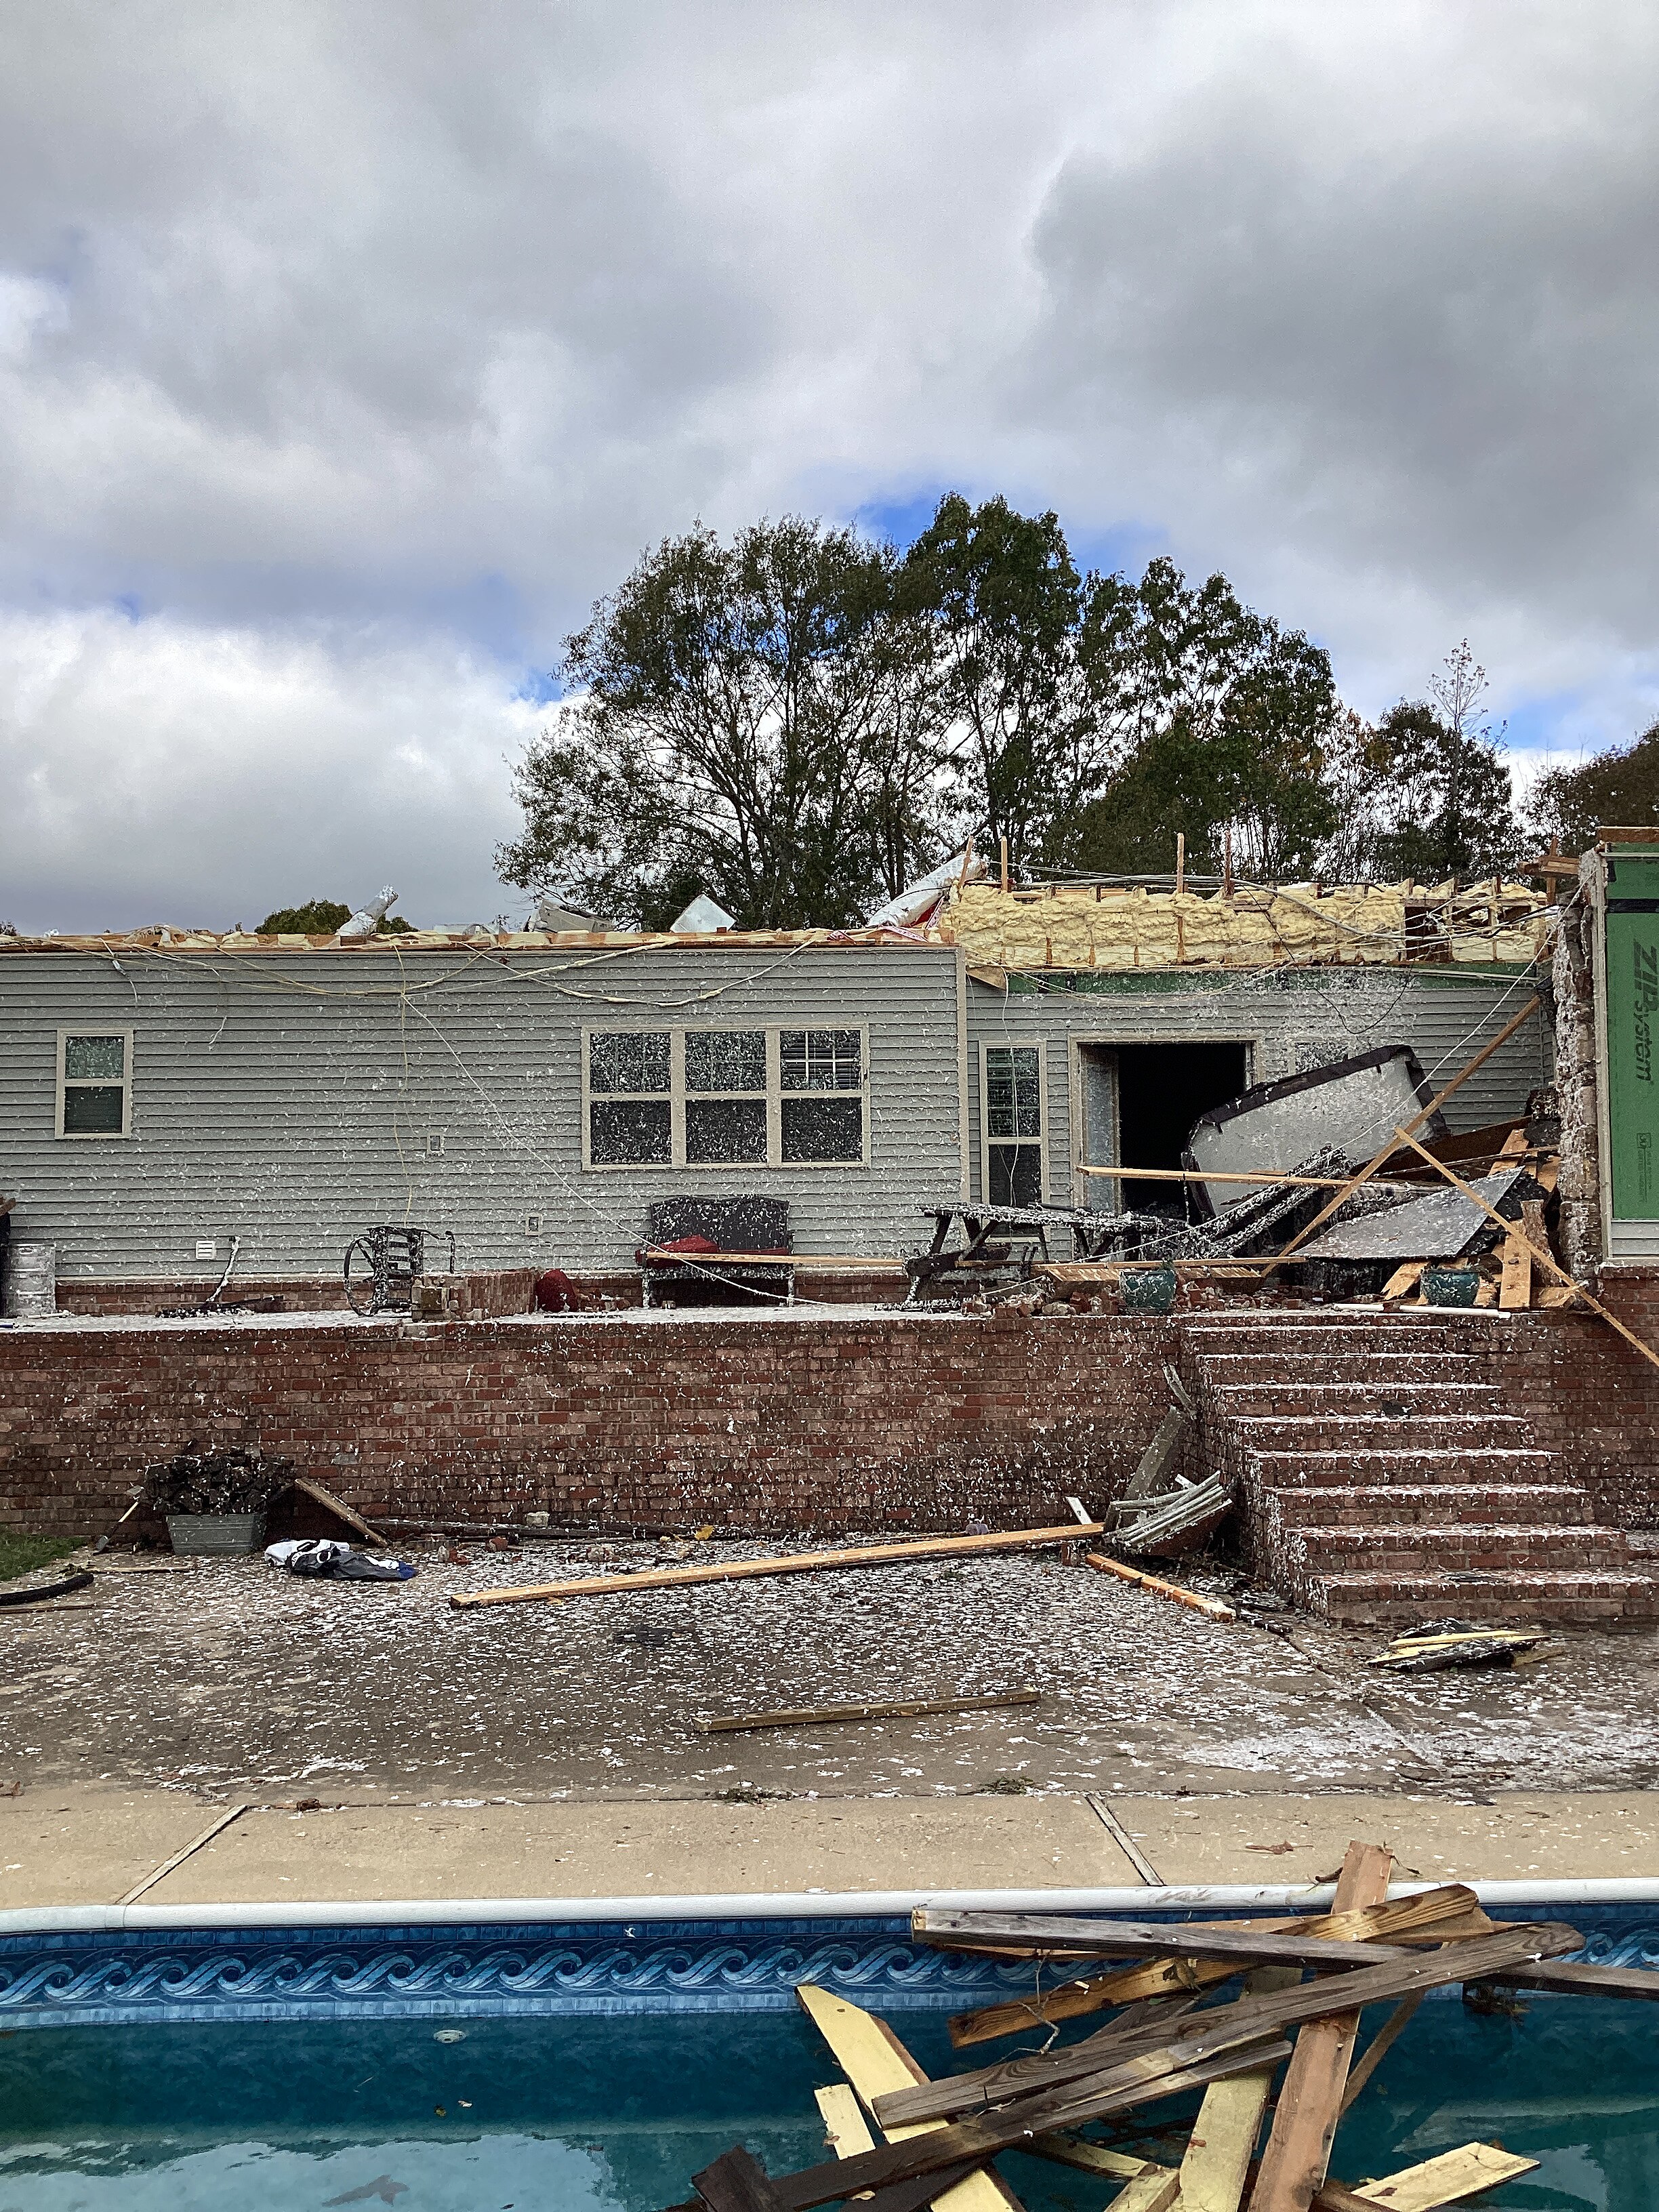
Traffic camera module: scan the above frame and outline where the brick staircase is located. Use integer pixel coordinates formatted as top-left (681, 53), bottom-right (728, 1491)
top-left (1183, 1311), bottom-right (1659, 1627)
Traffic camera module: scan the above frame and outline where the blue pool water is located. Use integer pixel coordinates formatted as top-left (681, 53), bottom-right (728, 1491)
top-left (0, 1994), bottom-right (1651, 2209)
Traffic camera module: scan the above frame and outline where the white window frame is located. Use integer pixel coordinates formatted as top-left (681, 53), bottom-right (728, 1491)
top-left (582, 1023), bottom-right (871, 1170)
top-left (56, 1027), bottom-right (134, 1140)
top-left (979, 1038), bottom-right (1046, 1206)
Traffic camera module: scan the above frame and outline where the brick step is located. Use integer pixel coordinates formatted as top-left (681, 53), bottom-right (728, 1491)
top-left (1208, 1381), bottom-right (1504, 1419)
top-left (1184, 1317), bottom-right (1490, 1343)
top-left (1245, 1447), bottom-right (1560, 1488)
top-left (1267, 1483), bottom-right (1597, 1530)
top-left (1195, 1353), bottom-right (1496, 1387)
top-left (1308, 1568), bottom-right (1659, 1629)
top-left (1231, 1411), bottom-right (1531, 1445)
top-left (1286, 1524), bottom-right (1636, 1576)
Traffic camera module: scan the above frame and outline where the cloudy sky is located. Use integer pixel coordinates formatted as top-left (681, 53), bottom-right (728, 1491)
top-left (3, 1), bottom-right (1657, 930)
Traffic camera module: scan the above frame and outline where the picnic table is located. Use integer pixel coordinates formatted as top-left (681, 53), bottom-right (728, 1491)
top-left (903, 1202), bottom-right (1166, 1303)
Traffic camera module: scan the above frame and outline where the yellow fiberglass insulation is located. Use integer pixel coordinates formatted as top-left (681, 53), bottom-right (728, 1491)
top-left (934, 880), bottom-right (1550, 970)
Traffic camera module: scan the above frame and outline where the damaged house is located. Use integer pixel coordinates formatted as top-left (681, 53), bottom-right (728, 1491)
top-left (0, 874), bottom-right (1555, 1311)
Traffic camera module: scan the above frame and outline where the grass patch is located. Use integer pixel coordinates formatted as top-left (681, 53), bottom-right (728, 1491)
top-left (0, 1534), bottom-right (83, 1585)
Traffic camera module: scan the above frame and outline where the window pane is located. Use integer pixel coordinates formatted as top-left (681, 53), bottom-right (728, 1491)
top-left (63, 1084), bottom-right (125, 1134)
top-left (590, 1098), bottom-right (672, 1165)
top-left (684, 1029), bottom-right (766, 1094)
top-left (589, 1031), bottom-right (670, 1094)
top-left (782, 1096), bottom-right (863, 1162)
top-left (989, 1142), bottom-right (1041, 1208)
top-left (687, 1097), bottom-right (768, 1164)
top-left (65, 1035), bottom-right (125, 1081)
top-left (986, 1046), bottom-right (1040, 1139)
top-left (780, 1029), bottom-right (861, 1091)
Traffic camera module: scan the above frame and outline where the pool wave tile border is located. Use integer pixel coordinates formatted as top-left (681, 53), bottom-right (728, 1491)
top-left (0, 1899), bottom-right (1656, 2030)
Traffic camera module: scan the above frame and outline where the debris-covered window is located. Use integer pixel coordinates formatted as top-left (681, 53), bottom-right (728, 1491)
top-left (780, 1029), bottom-right (863, 1162)
top-left (983, 1043), bottom-right (1042, 1205)
top-left (585, 1026), bottom-right (867, 1168)
top-left (588, 1029), bottom-right (672, 1166)
top-left (58, 1030), bottom-right (132, 1139)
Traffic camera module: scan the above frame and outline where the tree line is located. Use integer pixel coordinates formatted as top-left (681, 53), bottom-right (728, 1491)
top-left (495, 495), bottom-right (1654, 931)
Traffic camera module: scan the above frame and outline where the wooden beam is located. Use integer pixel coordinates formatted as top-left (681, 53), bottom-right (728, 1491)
top-left (1177, 1968), bottom-right (1301, 2212)
top-left (796, 1986), bottom-right (1022, 2212)
top-left (1248, 1841), bottom-right (1393, 2211)
top-left (1261, 996), bottom-right (1542, 1275)
top-left (1337, 1990), bottom-right (1422, 2114)
top-left (1317, 2141), bottom-right (1538, 2210)
top-left (944, 1888), bottom-right (1483, 2049)
top-left (1084, 1552), bottom-right (1237, 1620)
top-left (451, 1521), bottom-right (1105, 1610)
top-left (1497, 1231), bottom-right (1532, 1311)
top-left (1387, 1126), bottom-right (1659, 1378)
top-left (699, 1691), bottom-right (1038, 1736)
top-left (912, 1909), bottom-right (1441, 1971)
top-left (872, 1919), bottom-right (1577, 2133)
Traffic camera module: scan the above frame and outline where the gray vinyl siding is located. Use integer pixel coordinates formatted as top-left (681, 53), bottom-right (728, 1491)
top-left (0, 945), bottom-right (964, 1281)
top-left (966, 967), bottom-right (1553, 1207)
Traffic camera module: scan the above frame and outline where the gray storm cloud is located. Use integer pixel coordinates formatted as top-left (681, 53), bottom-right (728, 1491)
top-left (0, 1), bottom-right (1656, 928)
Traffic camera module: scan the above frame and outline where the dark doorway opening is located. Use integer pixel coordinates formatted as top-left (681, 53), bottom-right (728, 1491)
top-left (1116, 1042), bottom-right (1250, 1216)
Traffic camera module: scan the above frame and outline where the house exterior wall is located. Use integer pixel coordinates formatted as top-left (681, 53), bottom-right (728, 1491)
top-left (964, 966), bottom-right (1554, 1206)
top-left (0, 943), bottom-right (965, 1284)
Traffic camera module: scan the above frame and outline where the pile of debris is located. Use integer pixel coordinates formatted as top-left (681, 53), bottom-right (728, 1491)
top-left (678, 1839), bottom-right (1656, 2212)
top-left (143, 1444), bottom-right (293, 1517)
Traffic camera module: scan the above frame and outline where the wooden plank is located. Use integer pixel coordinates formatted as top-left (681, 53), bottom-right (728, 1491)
top-left (796, 1986), bottom-right (1021, 2212)
top-left (817, 2083), bottom-right (877, 2160)
top-left (1122, 1411), bottom-right (1189, 1502)
top-left (1337, 1992), bottom-right (1422, 2115)
top-left (1176, 1968), bottom-right (1300, 2212)
top-left (1386, 1126), bottom-right (1659, 1378)
top-left (1326, 2141), bottom-right (1538, 2209)
top-left (449, 1521), bottom-right (1105, 1610)
top-left (289, 1474), bottom-right (380, 1543)
top-left (945, 1891), bottom-right (1485, 2049)
top-left (693, 2146), bottom-right (791, 2212)
top-left (1248, 1841), bottom-right (1393, 2211)
top-left (699, 1691), bottom-right (1038, 1735)
top-left (775, 2040), bottom-right (1298, 2211)
top-left (1380, 1263), bottom-right (1425, 1303)
top-left (1261, 997), bottom-right (1543, 1275)
top-left (1109, 2171), bottom-right (1183, 2212)
top-left (1023, 2133), bottom-right (1165, 2181)
top-left (912, 1910), bottom-right (1441, 1971)
top-left (115, 1803), bottom-right (250, 1905)
top-left (874, 1921), bottom-right (1576, 2132)
top-left (1497, 1232), bottom-right (1532, 1310)
top-left (1488, 1957), bottom-right (1659, 2000)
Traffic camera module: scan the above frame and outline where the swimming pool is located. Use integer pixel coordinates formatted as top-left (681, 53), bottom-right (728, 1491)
top-left (1, 1883), bottom-right (1654, 2209)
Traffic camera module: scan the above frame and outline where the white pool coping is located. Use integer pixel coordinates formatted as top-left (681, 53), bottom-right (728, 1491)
top-left (4, 1876), bottom-right (1657, 1937)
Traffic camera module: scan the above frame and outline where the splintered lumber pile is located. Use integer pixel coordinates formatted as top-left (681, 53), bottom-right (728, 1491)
top-left (670, 1835), bottom-right (1659, 2212)
top-left (449, 1520), bottom-right (1103, 1610)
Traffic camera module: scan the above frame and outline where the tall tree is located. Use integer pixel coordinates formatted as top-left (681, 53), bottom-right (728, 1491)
top-left (1064, 557), bottom-right (1340, 880)
top-left (1365, 643), bottom-right (1523, 882)
top-left (1525, 719), bottom-right (1659, 852)
top-left (903, 494), bottom-right (1102, 872)
top-left (496, 518), bottom-right (950, 929)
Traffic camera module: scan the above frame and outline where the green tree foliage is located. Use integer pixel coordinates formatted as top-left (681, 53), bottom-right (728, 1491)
top-left (1359, 645), bottom-right (1525, 882)
top-left (1525, 720), bottom-right (1659, 852)
top-left (1066, 558), bottom-right (1340, 880)
top-left (256, 899), bottom-right (412, 935)
top-left (496, 518), bottom-right (950, 930)
top-left (901, 495), bottom-right (1099, 872)
top-left (497, 501), bottom-right (1528, 922)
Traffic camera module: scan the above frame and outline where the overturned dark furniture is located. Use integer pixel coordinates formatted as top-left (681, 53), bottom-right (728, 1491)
top-left (343, 1224), bottom-right (457, 1316)
top-left (640, 1197), bottom-right (794, 1308)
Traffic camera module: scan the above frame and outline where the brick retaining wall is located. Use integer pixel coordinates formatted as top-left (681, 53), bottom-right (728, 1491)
top-left (0, 1309), bottom-right (1184, 1540)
